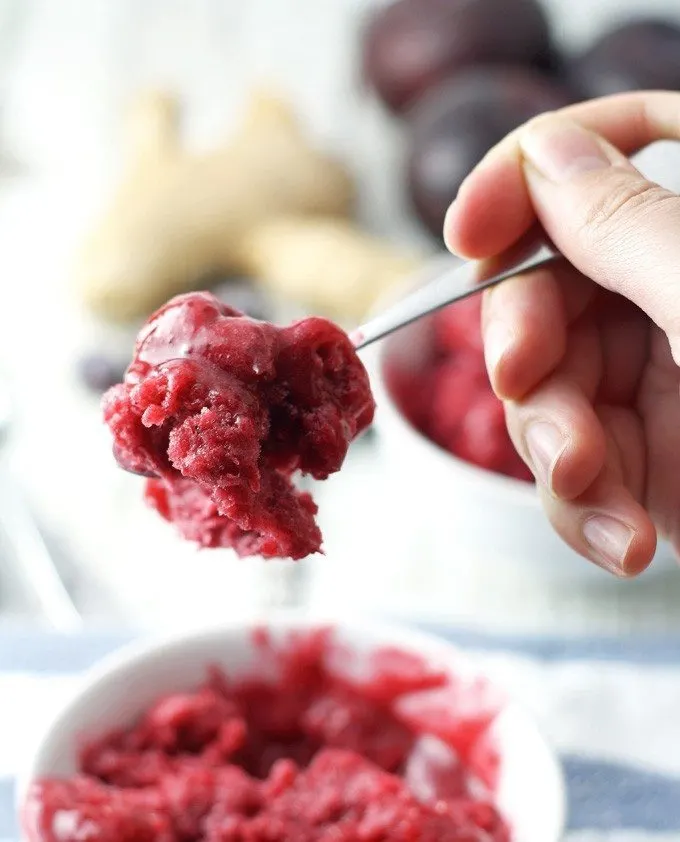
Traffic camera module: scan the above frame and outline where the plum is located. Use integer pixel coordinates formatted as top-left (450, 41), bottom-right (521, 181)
top-left (362, 0), bottom-right (555, 114)
top-left (406, 66), bottom-right (573, 237)
top-left (569, 19), bottom-right (680, 99)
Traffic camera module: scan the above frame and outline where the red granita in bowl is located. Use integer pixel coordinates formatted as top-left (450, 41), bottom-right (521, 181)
top-left (22, 628), bottom-right (512, 842)
top-left (384, 296), bottom-right (532, 482)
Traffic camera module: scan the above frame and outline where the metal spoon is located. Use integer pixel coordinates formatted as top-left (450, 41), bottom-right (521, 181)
top-left (352, 141), bottom-right (680, 351)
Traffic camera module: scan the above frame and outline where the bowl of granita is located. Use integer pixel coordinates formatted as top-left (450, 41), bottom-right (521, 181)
top-left (18, 617), bottom-right (565, 842)
top-left (365, 259), bottom-right (676, 584)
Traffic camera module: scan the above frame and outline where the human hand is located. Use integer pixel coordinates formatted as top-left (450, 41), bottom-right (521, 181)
top-left (444, 91), bottom-right (680, 577)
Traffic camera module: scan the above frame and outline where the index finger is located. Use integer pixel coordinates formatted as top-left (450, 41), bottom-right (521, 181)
top-left (444, 90), bottom-right (680, 259)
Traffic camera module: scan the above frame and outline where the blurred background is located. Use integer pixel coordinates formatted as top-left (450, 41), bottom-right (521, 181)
top-left (1, 0), bottom-right (680, 635)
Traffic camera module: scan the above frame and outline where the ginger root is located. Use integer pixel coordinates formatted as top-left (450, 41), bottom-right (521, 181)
top-left (241, 216), bottom-right (421, 319)
top-left (74, 89), bottom-right (355, 321)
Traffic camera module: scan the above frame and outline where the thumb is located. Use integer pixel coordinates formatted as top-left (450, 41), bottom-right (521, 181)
top-left (518, 115), bottom-right (680, 352)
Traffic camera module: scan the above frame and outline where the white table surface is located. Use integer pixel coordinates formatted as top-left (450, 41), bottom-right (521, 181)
top-left (1, 0), bottom-right (680, 635)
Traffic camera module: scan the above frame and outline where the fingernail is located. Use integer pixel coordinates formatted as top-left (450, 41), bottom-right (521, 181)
top-left (583, 515), bottom-right (634, 575)
top-left (520, 117), bottom-right (613, 183)
top-left (525, 422), bottom-right (565, 489)
top-left (484, 320), bottom-right (514, 379)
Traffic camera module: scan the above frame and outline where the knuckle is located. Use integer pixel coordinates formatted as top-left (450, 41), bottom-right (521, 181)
top-left (578, 175), bottom-right (669, 244)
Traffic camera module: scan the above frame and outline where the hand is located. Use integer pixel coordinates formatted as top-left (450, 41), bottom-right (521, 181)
top-left (443, 91), bottom-right (680, 577)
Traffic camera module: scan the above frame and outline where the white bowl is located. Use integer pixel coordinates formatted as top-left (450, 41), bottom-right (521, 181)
top-left (365, 280), bottom-right (677, 585)
top-left (17, 616), bottom-right (566, 842)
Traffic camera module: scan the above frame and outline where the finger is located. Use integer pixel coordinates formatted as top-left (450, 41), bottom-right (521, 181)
top-left (505, 374), bottom-right (605, 503)
top-left (502, 313), bottom-right (658, 576)
top-left (503, 318), bottom-right (605, 501)
top-left (635, 329), bottom-right (680, 553)
top-left (539, 405), bottom-right (653, 577)
top-left (447, 135), bottom-right (621, 260)
top-left (537, 466), bottom-right (657, 578)
top-left (445, 90), bottom-right (680, 258)
top-left (517, 116), bottom-right (680, 353)
top-left (448, 154), bottom-right (535, 259)
top-left (481, 262), bottom-right (594, 401)
top-left (504, 383), bottom-right (656, 575)
top-left (595, 294), bottom-right (649, 405)
top-left (548, 89), bottom-right (680, 154)
top-left (596, 404), bottom-right (646, 503)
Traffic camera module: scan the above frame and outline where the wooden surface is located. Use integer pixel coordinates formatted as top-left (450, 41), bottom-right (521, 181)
top-left (0, 0), bottom-right (680, 633)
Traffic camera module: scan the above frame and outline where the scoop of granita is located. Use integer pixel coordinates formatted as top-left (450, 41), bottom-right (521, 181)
top-left (145, 474), bottom-right (320, 559)
top-left (103, 292), bottom-right (374, 559)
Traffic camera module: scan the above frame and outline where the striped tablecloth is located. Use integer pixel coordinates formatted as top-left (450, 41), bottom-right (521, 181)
top-left (1, 627), bottom-right (679, 841)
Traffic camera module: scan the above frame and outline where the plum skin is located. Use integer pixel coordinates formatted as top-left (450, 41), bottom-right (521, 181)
top-left (405, 66), bottom-right (574, 238)
top-left (362, 0), bottom-right (555, 114)
top-left (569, 19), bottom-right (680, 99)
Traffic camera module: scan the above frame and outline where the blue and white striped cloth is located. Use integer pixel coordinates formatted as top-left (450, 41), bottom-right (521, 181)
top-left (1, 627), bottom-right (679, 841)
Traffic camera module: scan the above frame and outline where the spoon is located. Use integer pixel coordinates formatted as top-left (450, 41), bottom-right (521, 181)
top-left (352, 140), bottom-right (680, 350)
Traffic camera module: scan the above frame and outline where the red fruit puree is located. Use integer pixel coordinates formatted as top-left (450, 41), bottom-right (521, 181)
top-left (102, 292), bottom-right (375, 559)
top-left (385, 296), bottom-right (532, 482)
top-left (24, 630), bottom-right (509, 842)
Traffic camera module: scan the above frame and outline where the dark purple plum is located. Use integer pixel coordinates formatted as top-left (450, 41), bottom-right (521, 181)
top-left (406, 66), bottom-right (574, 237)
top-left (570, 19), bottom-right (680, 98)
top-left (362, 0), bottom-right (556, 114)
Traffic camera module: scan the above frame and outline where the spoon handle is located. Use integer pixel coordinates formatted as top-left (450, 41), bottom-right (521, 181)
top-left (353, 230), bottom-right (557, 349)
top-left (353, 140), bottom-right (680, 351)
